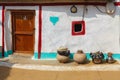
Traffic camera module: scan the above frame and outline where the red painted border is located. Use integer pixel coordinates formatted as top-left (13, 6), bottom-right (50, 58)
top-left (38, 5), bottom-right (42, 59)
top-left (0, 2), bottom-right (106, 6)
top-left (2, 6), bottom-right (5, 57)
top-left (115, 2), bottom-right (120, 6)
top-left (72, 21), bottom-right (85, 36)
top-left (0, 2), bottom-right (119, 6)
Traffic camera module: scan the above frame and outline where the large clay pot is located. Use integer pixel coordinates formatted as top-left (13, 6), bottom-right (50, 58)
top-left (73, 50), bottom-right (87, 64)
top-left (57, 46), bottom-right (70, 63)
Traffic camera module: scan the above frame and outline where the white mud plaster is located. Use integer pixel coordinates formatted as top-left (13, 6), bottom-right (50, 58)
top-left (0, 62), bottom-right (120, 71)
top-left (42, 5), bottom-right (120, 53)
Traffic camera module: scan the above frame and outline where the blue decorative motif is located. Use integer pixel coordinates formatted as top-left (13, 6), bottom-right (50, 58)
top-left (50, 16), bottom-right (59, 26)
top-left (33, 52), bottom-right (120, 60)
top-left (0, 50), bottom-right (13, 58)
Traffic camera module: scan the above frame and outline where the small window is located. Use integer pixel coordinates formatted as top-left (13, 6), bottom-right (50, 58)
top-left (74, 24), bottom-right (82, 32)
top-left (72, 21), bottom-right (85, 35)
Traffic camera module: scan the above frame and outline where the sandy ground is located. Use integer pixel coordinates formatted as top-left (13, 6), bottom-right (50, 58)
top-left (0, 66), bottom-right (120, 80)
top-left (0, 54), bottom-right (120, 80)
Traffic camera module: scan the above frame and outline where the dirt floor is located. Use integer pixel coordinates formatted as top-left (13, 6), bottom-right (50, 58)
top-left (7, 53), bottom-right (119, 66)
top-left (0, 66), bottom-right (120, 80)
top-left (0, 54), bottom-right (120, 80)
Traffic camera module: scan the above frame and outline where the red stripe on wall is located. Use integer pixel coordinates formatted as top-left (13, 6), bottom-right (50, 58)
top-left (115, 2), bottom-right (120, 6)
top-left (0, 2), bottom-right (120, 6)
top-left (0, 2), bottom-right (106, 6)
top-left (38, 5), bottom-right (42, 59)
top-left (2, 6), bottom-right (5, 57)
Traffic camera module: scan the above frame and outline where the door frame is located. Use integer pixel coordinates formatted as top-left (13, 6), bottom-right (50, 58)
top-left (11, 10), bottom-right (35, 54)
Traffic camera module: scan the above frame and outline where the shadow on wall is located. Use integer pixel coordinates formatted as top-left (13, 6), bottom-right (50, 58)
top-left (0, 46), bottom-right (2, 58)
top-left (0, 22), bottom-right (2, 58)
top-left (4, 11), bottom-right (12, 53)
top-left (0, 21), bottom-right (1, 25)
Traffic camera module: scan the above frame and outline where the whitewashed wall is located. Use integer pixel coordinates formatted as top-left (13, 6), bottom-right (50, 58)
top-left (116, 0), bottom-right (120, 2)
top-left (0, 6), bottom-right (2, 52)
top-left (4, 6), bottom-right (39, 52)
top-left (42, 5), bottom-right (120, 53)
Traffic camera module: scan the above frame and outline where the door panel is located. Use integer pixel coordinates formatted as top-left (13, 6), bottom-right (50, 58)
top-left (15, 35), bottom-right (34, 51)
top-left (12, 10), bottom-right (35, 54)
top-left (15, 14), bottom-right (34, 31)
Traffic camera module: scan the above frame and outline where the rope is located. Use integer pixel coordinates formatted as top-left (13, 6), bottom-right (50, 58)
top-left (95, 6), bottom-right (106, 14)
top-left (82, 5), bottom-right (87, 21)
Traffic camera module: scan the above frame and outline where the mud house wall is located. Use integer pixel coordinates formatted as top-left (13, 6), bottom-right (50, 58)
top-left (41, 5), bottom-right (120, 54)
top-left (0, 3), bottom-right (119, 59)
top-left (0, 6), bottom-right (2, 56)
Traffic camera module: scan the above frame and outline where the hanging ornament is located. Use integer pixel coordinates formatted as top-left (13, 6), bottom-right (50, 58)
top-left (106, 0), bottom-right (116, 15)
top-left (70, 5), bottom-right (77, 13)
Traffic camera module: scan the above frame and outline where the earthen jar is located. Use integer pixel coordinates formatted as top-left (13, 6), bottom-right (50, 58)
top-left (57, 46), bottom-right (70, 63)
top-left (90, 51), bottom-right (104, 64)
top-left (107, 52), bottom-right (115, 63)
top-left (73, 50), bottom-right (87, 64)
top-left (57, 54), bottom-right (69, 63)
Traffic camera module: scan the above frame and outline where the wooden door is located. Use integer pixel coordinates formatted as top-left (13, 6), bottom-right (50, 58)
top-left (11, 10), bottom-right (35, 54)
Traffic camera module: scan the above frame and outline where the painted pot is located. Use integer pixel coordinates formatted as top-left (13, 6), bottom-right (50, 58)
top-left (57, 54), bottom-right (70, 63)
top-left (57, 46), bottom-right (70, 63)
top-left (106, 52), bottom-right (115, 63)
top-left (73, 50), bottom-right (87, 64)
top-left (90, 51), bottom-right (104, 64)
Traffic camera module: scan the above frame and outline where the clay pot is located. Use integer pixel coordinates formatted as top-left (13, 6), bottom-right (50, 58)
top-left (90, 51), bottom-right (104, 64)
top-left (57, 54), bottom-right (69, 63)
top-left (73, 50), bottom-right (87, 64)
top-left (92, 58), bottom-right (102, 64)
top-left (106, 52), bottom-right (115, 63)
top-left (57, 46), bottom-right (70, 63)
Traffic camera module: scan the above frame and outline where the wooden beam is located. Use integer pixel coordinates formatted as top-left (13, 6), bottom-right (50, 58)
top-left (0, 0), bottom-right (108, 3)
